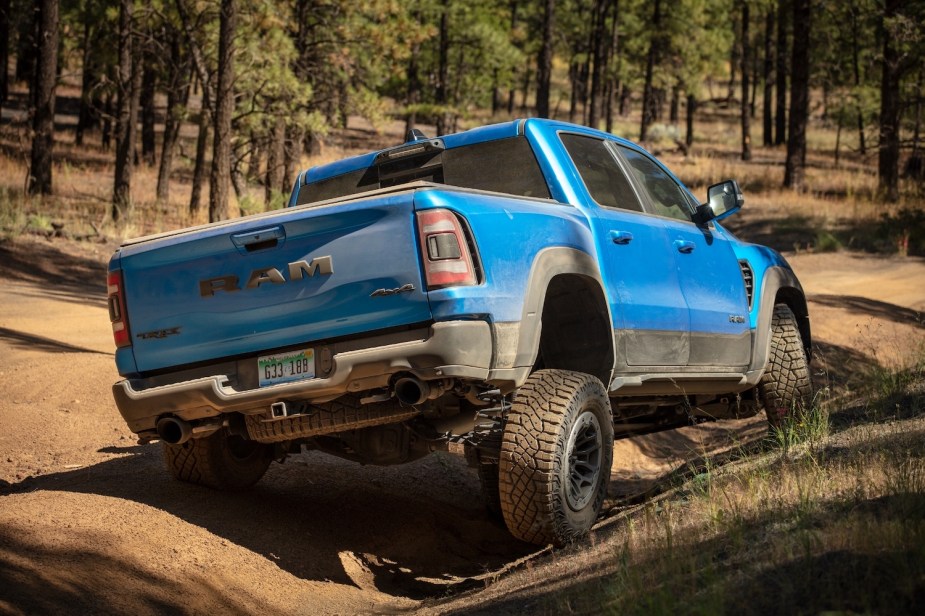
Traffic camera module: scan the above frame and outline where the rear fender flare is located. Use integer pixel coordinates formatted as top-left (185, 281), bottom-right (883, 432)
top-left (505, 247), bottom-right (613, 385)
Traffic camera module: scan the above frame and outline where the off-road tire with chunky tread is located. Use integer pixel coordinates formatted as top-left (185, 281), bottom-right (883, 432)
top-left (245, 394), bottom-right (419, 444)
top-left (163, 430), bottom-right (273, 490)
top-left (759, 303), bottom-right (813, 427)
top-left (499, 369), bottom-right (613, 547)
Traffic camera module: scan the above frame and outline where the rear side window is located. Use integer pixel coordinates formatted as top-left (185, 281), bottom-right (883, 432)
top-left (298, 136), bottom-right (550, 205)
top-left (616, 145), bottom-right (694, 223)
top-left (560, 133), bottom-right (643, 213)
top-left (443, 137), bottom-right (550, 199)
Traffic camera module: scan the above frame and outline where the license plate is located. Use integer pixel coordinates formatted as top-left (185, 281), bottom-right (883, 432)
top-left (258, 349), bottom-right (315, 387)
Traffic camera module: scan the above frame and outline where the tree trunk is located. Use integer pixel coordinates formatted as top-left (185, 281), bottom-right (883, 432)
top-left (568, 63), bottom-right (578, 122)
top-left (775, 0), bottom-right (788, 145)
top-left (851, 2), bottom-right (866, 155)
top-left (265, 117), bottom-right (285, 206)
top-left (834, 112), bottom-right (842, 168)
top-left (740, 1), bottom-right (752, 161)
top-left (246, 132), bottom-right (262, 181)
top-left (580, 44), bottom-right (591, 125)
top-left (685, 93), bottom-right (696, 147)
top-left (750, 46), bottom-right (759, 118)
top-left (101, 92), bottom-right (113, 150)
top-left (520, 62), bottom-right (532, 111)
top-left (435, 0), bottom-right (450, 135)
top-left (639, 0), bottom-right (661, 142)
top-left (75, 15), bottom-right (97, 147)
top-left (535, 0), bottom-right (555, 119)
top-left (283, 123), bottom-right (303, 195)
top-left (209, 0), bottom-right (236, 222)
top-left (727, 22), bottom-right (739, 103)
top-left (507, 1), bottom-right (518, 115)
top-left (877, 0), bottom-right (902, 202)
top-left (604, 1), bottom-right (620, 133)
top-left (762, 8), bottom-right (774, 146)
top-left (587, 0), bottom-right (607, 128)
top-left (190, 108), bottom-right (210, 218)
top-left (112, 0), bottom-right (136, 220)
top-left (0, 0), bottom-right (11, 103)
top-left (140, 60), bottom-right (157, 166)
top-left (27, 0), bottom-right (58, 196)
top-left (783, 0), bottom-right (810, 189)
top-left (156, 32), bottom-right (190, 204)
top-left (670, 85), bottom-right (679, 124)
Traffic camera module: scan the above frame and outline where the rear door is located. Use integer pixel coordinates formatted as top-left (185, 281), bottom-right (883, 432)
top-left (560, 133), bottom-right (690, 367)
top-left (119, 193), bottom-right (431, 373)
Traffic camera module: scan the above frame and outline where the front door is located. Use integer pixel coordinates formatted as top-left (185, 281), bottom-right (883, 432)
top-left (613, 144), bottom-right (751, 368)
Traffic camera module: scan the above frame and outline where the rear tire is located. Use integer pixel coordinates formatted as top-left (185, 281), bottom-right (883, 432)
top-left (163, 430), bottom-right (273, 490)
top-left (759, 304), bottom-right (813, 428)
top-left (499, 369), bottom-right (613, 547)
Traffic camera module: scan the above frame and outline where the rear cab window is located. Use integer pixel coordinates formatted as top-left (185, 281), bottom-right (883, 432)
top-left (297, 136), bottom-right (551, 205)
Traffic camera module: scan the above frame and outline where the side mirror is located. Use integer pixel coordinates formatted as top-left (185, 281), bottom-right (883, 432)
top-left (699, 179), bottom-right (744, 223)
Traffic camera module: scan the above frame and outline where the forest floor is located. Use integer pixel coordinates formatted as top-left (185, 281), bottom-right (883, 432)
top-left (0, 232), bottom-right (922, 614)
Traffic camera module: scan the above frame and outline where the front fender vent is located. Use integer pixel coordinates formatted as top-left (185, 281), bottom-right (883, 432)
top-left (738, 260), bottom-right (754, 309)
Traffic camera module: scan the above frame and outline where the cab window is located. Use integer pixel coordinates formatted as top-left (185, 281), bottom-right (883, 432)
top-left (616, 146), bottom-right (694, 223)
top-left (560, 133), bottom-right (644, 213)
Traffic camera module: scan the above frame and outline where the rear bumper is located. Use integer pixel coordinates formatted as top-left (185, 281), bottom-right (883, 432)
top-left (113, 321), bottom-right (492, 434)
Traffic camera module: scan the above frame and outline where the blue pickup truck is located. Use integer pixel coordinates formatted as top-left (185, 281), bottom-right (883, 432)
top-left (108, 118), bottom-right (812, 546)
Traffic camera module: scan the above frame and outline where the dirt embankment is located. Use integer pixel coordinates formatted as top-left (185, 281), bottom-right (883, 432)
top-left (1, 235), bottom-right (923, 614)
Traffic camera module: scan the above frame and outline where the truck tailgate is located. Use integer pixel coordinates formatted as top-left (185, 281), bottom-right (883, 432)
top-left (118, 193), bottom-right (430, 374)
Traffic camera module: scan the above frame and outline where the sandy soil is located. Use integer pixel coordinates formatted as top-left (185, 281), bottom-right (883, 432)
top-left (0, 235), bottom-right (923, 615)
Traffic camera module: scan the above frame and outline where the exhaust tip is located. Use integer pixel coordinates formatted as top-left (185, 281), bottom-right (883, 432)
top-left (156, 416), bottom-right (192, 445)
top-left (394, 377), bottom-right (429, 406)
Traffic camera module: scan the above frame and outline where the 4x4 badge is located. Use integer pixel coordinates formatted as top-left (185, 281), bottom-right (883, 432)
top-left (370, 284), bottom-right (415, 298)
top-left (728, 315), bottom-right (746, 324)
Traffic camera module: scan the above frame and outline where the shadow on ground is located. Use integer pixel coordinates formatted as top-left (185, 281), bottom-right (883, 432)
top-left (0, 445), bottom-right (534, 601)
top-left (0, 326), bottom-right (112, 355)
top-left (0, 239), bottom-right (107, 307)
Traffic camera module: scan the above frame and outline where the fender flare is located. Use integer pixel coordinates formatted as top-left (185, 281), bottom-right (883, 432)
top-left (747, 265), bottom-right (812, 382)
top-left (490, 247), bottom-right (613, 388)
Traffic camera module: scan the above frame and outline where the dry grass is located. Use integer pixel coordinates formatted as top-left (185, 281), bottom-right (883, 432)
top-left (425, 350), bottom-right (925, 615)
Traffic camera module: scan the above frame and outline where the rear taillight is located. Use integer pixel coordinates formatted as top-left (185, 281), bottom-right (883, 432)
top-left (107, 270), bottom-right (131, 348)
top-left (415, 209), bottom-right (478, 289)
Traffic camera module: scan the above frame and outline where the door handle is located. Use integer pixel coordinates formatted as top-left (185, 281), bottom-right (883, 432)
top-left (610, 230), bottom-right (634, 245)
top-left (674, 239), bottom-right (695, 254)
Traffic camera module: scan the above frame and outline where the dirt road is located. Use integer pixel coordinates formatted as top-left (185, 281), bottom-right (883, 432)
top-left (1, 236), bottom-right (923, 614)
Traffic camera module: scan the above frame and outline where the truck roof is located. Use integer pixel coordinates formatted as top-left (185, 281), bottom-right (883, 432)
top-left (297, 118), bottom-right (641, 189)
top-left (301, 120), bottom-right (524, 186)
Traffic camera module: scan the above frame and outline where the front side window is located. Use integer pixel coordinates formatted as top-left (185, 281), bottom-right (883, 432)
top-left (560, 133), bottom-right (643, 213)
top-left (616, 146), bottom-right (694, 223)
